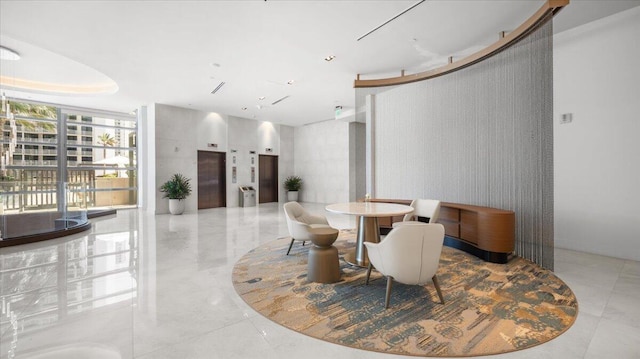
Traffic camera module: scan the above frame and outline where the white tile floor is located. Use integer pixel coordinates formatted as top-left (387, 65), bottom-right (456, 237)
top-left (1, 202), bottom-right (639, 359)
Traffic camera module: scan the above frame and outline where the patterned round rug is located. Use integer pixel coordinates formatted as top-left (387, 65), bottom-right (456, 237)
top-left (232, 230), bottom-right (578, 357)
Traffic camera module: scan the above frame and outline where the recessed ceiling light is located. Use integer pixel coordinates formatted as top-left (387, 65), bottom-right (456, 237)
top-left (210, 62), bottom-right (221, 67)
top-left (241, 107), bottom-right (247, 110)
top-left (287, 80), bottom-right (295, 85)
top-left (258, 96), bottom-right (266, 100)
top-left (324, 55), bottom-right (336, 62)
top-left (0, 46), bottom-right (20, 60)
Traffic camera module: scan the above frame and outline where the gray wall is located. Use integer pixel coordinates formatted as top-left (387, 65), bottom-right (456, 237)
top-left (278, 125), bottom-right (295, 203)
top-left (364, 21), bottom-right (554, 268)
top-left (349, 122), bottom-right (366, 201)
top-left (293, 120), bottom-right (351, 204)
top-left (149, 104), bottom-right (294, 213)
top-left (287, 119), bottom-right (365, 204)
top-left (152, 104), bottom-right (200, 215)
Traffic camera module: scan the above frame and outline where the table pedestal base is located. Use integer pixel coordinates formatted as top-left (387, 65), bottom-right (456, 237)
top-left (344, 250), bottom-right (368, 267)
top-left (345, 215), bottom-right (380, 267)
top-left (325, 202), bottom-right (413, 268)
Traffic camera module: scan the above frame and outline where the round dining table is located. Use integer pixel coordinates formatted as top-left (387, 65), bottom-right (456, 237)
top-left (325, 202), bottom-right (413, 267)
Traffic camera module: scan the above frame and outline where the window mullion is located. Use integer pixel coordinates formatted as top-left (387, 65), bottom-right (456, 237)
top-left (57, 110), bottom-right (67, 213)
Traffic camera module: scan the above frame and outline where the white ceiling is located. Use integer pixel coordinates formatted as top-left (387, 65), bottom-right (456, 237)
top-left (0, 0), bottom-right (638, 126)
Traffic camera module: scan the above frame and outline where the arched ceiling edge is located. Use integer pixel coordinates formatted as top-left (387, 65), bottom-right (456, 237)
top-left (354, 0), bottom-right (569, 88)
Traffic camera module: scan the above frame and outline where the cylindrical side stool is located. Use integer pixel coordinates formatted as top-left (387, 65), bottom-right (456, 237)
top-left (307, 227), bottom-right (341, 283)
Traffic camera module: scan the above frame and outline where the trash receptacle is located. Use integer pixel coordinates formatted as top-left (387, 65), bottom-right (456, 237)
top-left (239, 186), bottom-right (256, 207)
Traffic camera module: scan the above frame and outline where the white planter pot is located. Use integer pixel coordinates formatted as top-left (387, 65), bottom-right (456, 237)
top-left (287, 191), bottom-right (299, 202)
top-left (169, 199), bottom-right (186, 215)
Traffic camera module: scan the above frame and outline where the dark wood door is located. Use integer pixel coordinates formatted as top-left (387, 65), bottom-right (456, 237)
top-left (259, 155), bottom-right (278, 203)
top-left (198, 151), bottom-right (226, 209)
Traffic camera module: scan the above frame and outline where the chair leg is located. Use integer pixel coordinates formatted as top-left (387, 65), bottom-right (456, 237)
top-left (365, 263), bottom-right (373, 285)
top-left (385, 276), bottom-right (394, 309)
top-left (286, 238), bottom-right (296, 255)
top-left (432, 275), bottom-right (445, 304)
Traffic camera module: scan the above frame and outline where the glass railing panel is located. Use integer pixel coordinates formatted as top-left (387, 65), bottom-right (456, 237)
top-left (0, 181), bottom-right (87, 240)
top-left (65, 182), bottom-right (88, 229)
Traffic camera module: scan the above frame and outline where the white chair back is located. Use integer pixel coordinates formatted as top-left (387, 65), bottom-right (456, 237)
top-left (403, 199), bottom-right (441, 223)
top-left (283, 201), bottom-right (329, 242)
top-left (367, 223), bottom-right (444, 285)
top-left (283, 201), bottom-right (304, 236)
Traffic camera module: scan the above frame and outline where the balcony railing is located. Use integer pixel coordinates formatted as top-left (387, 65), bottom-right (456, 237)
top-left (3, 137), bottom-right (58, 144)
top-left (67, 140), bottom-right (94, 146)
top-left (66, 129), bottom-right (94, 137)
top-left (0, 169), bottom-right (137, 213)
top-left (2, 126), bottom-right (57, 134)
top-left (10, 160), bottom-right (58, 166)
top-left (13, 149), bottom-right (58, 155)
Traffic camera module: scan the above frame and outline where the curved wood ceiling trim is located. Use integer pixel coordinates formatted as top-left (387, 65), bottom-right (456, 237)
top-left (354, 0), bottom-right (569, 88)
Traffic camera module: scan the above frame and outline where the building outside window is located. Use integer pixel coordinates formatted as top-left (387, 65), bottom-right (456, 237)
top-left (0, 99), bottom-right (137, 213)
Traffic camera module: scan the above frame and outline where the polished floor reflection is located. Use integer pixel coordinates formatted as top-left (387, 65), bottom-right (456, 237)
top-left (1, 203), bottom-right (639, 359)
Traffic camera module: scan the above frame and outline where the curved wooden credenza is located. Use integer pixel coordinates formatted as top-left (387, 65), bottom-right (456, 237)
top-left (438, 202), bottom-right (514, 263)
top-left (367, 199), bottom-right (515, 263)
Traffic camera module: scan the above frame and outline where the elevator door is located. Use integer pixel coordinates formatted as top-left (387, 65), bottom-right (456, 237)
top-left (259, 155), bottom-right (278, 203)
top-left (198, 151), bottom-right (226, 209)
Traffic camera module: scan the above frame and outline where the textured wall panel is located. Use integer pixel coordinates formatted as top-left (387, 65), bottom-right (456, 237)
top-left (294, 120), bottom-right (351, 204)
top-left (368, 21), bottom-right (554, 268)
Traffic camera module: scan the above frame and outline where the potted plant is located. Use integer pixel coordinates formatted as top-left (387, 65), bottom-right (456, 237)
top-left (160, 173), bottom-right (192, 215)
top-left (284, 175), bottom-right (302, 201)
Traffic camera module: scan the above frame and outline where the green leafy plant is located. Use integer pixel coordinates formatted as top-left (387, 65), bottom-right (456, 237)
top-left (284, 175), bottom-right (302, 191)
top-left (97, 133), bottom-right (118, 158)
top-left (98, 173), bottom-right (118, 178)
top-left (160, 173), bottom-right (192, 200)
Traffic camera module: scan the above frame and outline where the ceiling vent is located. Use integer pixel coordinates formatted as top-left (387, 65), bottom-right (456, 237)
top-left (357, 0), bottom-right (426, 41)
top-left (210, 81), bottom-right (226, 94)
top-left (271, 95), bottom-right (290, 105)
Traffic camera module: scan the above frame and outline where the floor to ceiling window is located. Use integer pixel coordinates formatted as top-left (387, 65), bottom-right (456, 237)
top-left (1, 99), bottom-right (137, 215)
top-left (64, 109), bottom-right (137, 209)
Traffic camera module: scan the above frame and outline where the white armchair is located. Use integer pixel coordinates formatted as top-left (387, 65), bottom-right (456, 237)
top-left (283, 201), bottom-right (332, 255)
top-left (393, 199), bottom-right (441, 228)
top-left (364, 222), bottom-right (445, 308)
